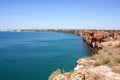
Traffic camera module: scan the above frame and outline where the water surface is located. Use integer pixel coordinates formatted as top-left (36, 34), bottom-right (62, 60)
top-left (0, 32), bottom-right (91, 80)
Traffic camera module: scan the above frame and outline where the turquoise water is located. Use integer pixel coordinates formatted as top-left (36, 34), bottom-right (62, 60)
top-left (0, 32), bottom-right (91, 80)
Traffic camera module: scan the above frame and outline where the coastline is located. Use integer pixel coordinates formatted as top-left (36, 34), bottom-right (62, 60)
top-left (0, 32), bottom-right (91, 80)
top-left (1, 29), bottom-right (120, 79)
top-left (49, 30), bottom-right (120, 80)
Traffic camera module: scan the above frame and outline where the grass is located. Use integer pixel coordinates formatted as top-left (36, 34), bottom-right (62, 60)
top-left (90, 52), bottom-right (120, 66)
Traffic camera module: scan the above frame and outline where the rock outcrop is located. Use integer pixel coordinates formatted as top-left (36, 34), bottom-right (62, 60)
top-left (76, 30), bottom-right (120, 52)
top-left (49, 58), bottom-right (120, 80)
top-left (49, 30), bottom-right (120, 80)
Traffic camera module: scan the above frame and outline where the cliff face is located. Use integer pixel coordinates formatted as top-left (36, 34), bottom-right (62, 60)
top-left (49, 30), bottom-right (120, 80)
top-left (76, 30), bottom-right (120, 51)
top-left (49, 57), bottom-right (120, 80)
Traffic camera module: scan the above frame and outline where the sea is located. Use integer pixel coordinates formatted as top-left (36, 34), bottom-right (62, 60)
top-left (0, 32), bottom-right (92, 80)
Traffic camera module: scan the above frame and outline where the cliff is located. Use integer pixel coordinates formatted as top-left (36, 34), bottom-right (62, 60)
top-left (76, 30), bottom-right (120, 51)
top-left (49, 56), bottom-right (120, 80)
top-left (49, 30), bottom-right (120, 80)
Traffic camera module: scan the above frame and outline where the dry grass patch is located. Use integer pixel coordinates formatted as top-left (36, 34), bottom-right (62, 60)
top-left (90, 53), bottom-right (120, 66)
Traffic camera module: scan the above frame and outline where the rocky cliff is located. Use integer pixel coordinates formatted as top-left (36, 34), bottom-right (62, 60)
top-left (76, 30), bottom-right (120, 52)
top-left (49, 30), bottom-right (120, 80)
top-left (49, 57), bottom-right (120, 80)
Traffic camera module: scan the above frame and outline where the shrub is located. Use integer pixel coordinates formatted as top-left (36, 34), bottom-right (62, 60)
top-left (90, 53), bottom-right (120, 66)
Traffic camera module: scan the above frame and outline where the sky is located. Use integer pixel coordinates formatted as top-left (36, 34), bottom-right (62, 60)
top-left (0, 0), bottom-right (120, 30)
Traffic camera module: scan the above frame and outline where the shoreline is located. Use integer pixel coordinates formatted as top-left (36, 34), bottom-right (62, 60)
top-left (49, 30), bottom-right (120, 80)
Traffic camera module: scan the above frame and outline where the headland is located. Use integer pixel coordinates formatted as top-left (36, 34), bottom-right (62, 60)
top-left (49, 29), bottom-right (120, 80)
top-left (2, 29), bottom-right (120, 80)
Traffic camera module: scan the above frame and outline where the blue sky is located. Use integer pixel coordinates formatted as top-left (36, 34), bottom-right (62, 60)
top-left (0, 0), bottom-right (120, 30)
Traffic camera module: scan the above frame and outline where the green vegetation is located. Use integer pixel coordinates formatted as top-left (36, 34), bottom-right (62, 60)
top-left (14, 29), bottom-right (76, 33)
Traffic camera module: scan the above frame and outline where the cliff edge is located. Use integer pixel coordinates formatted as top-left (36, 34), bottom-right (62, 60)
top-left (49, 30), bottom-right (120, 80)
